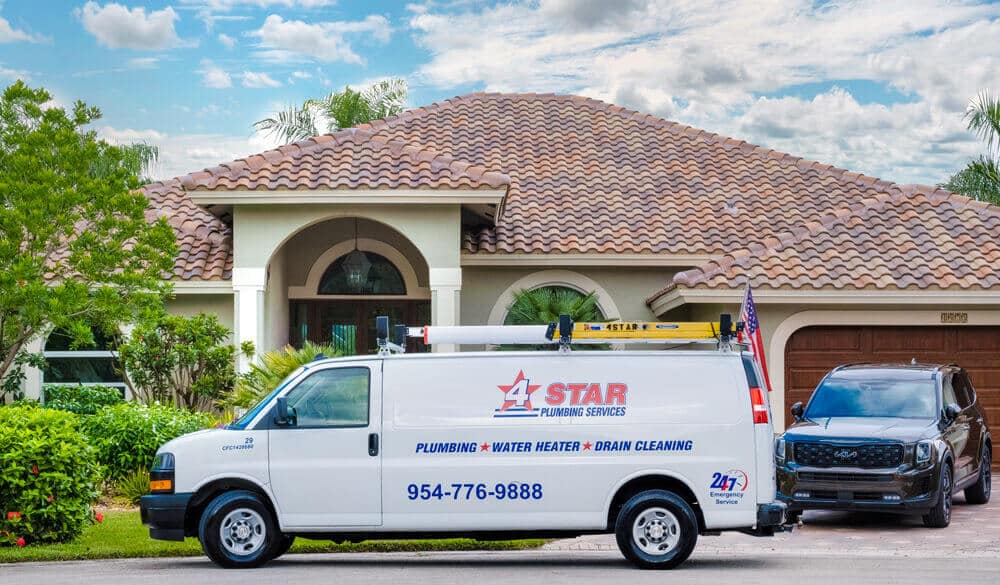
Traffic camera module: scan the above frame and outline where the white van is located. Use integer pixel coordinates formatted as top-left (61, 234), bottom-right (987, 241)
top-left (140, 316), bottom-right (788, 569)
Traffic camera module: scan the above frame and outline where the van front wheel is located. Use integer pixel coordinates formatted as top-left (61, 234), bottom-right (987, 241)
top-left (198, 490), bottom-right (279, 568)
top-left (614, 489), bottom-right (698, 569)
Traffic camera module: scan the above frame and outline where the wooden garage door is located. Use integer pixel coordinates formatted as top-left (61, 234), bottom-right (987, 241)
top-left (784, 326), bottom-right (1000, 449)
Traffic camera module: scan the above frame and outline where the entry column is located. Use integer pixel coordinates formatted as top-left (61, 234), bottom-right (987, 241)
top-left (429, 267), bottom-right (462, 353)
top-left (232, 267), bottom-right (265, 371)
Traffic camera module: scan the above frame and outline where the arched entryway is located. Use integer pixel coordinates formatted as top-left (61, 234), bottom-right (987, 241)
top-left (279, 218), bottom-right (431, 355)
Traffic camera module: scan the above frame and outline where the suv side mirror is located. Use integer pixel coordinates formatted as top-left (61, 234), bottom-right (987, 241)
top-left (274, 396), bottom-right (297, 427)
top-left (790, 402), bottom-right (804, 421)
top-left (943, 403), bottom-right (961, 422)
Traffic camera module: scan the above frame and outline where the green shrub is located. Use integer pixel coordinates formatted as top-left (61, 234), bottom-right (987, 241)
top-left (0, 405), bottom-right (101, 545)
top-left (223, 341), bottom-right (339, 410)
top-left (80, 403), bottom-right (212, 480)
top-left (42, 384), bottom-right (123, 415)
top-left (115, 469), bottom-right (150, 505)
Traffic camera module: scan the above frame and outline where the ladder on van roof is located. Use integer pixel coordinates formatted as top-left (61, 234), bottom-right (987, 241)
top-left (375, 314), bottom-right (746, 354)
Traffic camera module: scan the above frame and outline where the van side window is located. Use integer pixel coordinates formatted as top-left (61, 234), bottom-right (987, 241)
top-left (284, 367), bottom-right (370, 428)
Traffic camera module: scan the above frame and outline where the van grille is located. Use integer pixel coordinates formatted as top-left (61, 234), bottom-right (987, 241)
top-left (794, 443), bottom-right (903, 468)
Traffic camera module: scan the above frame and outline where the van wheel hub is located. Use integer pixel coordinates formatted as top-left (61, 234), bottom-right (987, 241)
top-left (632, 507), bottom-right (680, 555)
top-left (220, 508), bottom-right (266, 556)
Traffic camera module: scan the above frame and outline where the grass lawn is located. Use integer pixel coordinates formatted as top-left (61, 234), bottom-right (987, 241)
top-left (0, 510), bottom-right (545, 563)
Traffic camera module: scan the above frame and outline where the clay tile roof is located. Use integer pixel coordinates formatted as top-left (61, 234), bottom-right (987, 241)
top-left (179, 129), bottom-right (511, 192)
top-left (142, 179), bottom-right (232, 281)
top-left (648, 185), bottom-right (1000, 302)
top-left (147, 92), bottom-right (977, 284)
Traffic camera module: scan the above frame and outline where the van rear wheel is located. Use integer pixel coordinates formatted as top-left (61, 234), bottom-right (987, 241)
top-left (614, 489), bottom-right (698, 569)
top-left (198, 490), bottom-right (279, 568)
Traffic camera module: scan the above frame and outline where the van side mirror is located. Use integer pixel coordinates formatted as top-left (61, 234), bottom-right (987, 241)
top-left (943, 403), bottom-right (961, 422)
top-left (274, 396), bottom-right (297, 427)
top-left (790, 402), bottom-right (804, 421)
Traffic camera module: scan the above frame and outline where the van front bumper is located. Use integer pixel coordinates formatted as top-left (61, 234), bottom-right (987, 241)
top-left (140, 493), bottom-right (192, 542)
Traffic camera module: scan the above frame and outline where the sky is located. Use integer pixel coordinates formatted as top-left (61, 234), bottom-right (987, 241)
top-left (0, 0), bottom-right (998, 185)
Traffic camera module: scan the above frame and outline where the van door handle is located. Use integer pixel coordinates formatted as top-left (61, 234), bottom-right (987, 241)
top-left (368, 433), bottom-right (379, 456)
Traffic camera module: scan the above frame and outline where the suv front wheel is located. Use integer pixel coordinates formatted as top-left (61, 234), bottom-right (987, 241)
top-left (965, 444), bottom-right (992, 505)
top-left (922, 465), bottom-right (953, 528)
top-left (614, 489), bottom-right (698, 569)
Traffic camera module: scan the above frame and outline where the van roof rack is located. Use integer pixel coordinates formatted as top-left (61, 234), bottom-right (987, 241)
top-left (375, 314), bottom-right (745, 354)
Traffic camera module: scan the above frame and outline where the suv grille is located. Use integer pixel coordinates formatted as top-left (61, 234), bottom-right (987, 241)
top-left (794, 443), bottom-right (903, 468)
top-left (797, 471), bottom-right (894, 483)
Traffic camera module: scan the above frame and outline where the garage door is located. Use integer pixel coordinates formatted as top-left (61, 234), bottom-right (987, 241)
top-left (784, 326), bottom-right (1000, 458)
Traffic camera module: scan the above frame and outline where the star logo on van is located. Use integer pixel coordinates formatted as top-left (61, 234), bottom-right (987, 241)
top-left (497, 370), bottom-right (541, 412)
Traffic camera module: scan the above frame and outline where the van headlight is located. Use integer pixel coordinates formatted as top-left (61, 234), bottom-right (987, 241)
top-left (915, 441), bottom-right (933, 466)
top-left (775, 437), bottom-right (787, 464)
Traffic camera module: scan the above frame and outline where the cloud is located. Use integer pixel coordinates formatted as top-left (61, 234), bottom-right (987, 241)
top-left (199, 59), bottom-right (232, 88)
top-left (78, 2), bottom-right (194, 50)
top-left (409, 0), bottom-right (1000, 185)
top-left (249, 14), bottom-right (392, 64)
top-left (241, 70), bottom-right (282, 88)
top-left (180, 0), bottom-right (337, 8)
top-left (128, 57), bottom-right (159, 69)
top-left (99, 125), bottom-right (283, 179)
top-left (218, 32), bottom-right (236, 47)
top-left (0, 11), bottom-right (46, 43)
top-left (0, 64), bottom-right (28, 81)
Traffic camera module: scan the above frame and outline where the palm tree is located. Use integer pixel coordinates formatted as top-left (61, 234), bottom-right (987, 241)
top-left (254, 78), bottom-right (408, 144)
top-left (90, 141), bottom-right (159, 183)
top-left (943, 91), bottom-right (1000, 203)
top-left (504, 287), bottom-right (604, 325)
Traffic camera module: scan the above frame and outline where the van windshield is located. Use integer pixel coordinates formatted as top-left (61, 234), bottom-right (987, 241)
top-left (805, 375), bottom-right (938, 419)
top-left (228, 365), bottom-right (310, 430)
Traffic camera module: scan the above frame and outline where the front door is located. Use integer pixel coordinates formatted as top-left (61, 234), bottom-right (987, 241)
top-left (290, 300), bottom-right (430, 354)
top-left (268, 363), bottom-right (382, 529)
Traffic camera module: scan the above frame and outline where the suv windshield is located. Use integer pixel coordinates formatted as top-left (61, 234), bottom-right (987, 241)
top-left (805, 375), bottom-right (938, 419)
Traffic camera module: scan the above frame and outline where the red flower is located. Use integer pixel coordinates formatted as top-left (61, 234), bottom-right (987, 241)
top-left (15, 537), bottom-right (26, 547)
top-left (31, 464), bottom-right (39, 475)
top-left (6, 512), bottom-right (20, 520)
top-left (94, 512), bottom-right (104, 523)
top-left (47, 495), bottom-right (55, 503)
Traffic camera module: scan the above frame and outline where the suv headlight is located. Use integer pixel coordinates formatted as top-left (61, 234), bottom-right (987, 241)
top-left (915, 441), bottom-right (933, 466)
top-left (775, 437), bottom-right (787, 464)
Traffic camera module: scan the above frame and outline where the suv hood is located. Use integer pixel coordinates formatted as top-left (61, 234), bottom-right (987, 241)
top-left (784, 417), bottom-right (937, 443)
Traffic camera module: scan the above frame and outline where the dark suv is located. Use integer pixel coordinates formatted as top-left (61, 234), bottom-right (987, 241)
top-left (776, 364), bottom-right (992, 528)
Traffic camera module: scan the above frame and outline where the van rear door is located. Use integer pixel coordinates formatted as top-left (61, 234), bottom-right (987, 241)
top-left (742, 354), bottom-right (776, 505)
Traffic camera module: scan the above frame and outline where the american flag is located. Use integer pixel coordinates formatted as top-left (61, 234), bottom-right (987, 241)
top-left (739, 284), bottom-right (773, 392)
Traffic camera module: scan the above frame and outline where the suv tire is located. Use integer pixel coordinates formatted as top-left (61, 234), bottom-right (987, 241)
top-left (964, 445), bottom-right (992, 505)
top-left (198, 490), bottom-right (279, 568)
top-left (614, 489), bottom-right (698, 570)
top-left (922, 465), bottom-right (953, 528)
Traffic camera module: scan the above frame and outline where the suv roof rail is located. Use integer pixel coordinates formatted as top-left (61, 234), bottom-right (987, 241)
top-left (375, 314), bottom-right (747, 353)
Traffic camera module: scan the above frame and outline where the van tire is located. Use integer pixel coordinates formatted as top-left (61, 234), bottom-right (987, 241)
top-left (198, 490), bottom-right (279, 568)
top-left (269, 535), bottom-right (295, 561)
top-left (614, 489), bottom-right (698, 569)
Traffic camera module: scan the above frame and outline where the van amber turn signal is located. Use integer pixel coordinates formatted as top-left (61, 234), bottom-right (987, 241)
top-left (149, 479), bottom-right (173, 492)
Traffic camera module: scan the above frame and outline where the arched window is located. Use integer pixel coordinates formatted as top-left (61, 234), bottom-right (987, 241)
top-left (42, 327), bottom-right (125, 394)
top-left (318, 251), bottom-right (406, 295)
top-left (503, 286), bottom-right (605, 325)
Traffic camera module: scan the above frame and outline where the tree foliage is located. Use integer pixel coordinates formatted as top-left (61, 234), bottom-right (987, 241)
top-left (504, 287), bottom-right (604, 325)
top-left (0, 81), bottom-right (177, 399)
top-left (222, 341), bottom-right (339, 410)
top-left (118, 313), bottom-right (250, 411)
top-left (943, 90), bottom-right (1000, 203)
top-left (254, 78), bottom-right (408, 144)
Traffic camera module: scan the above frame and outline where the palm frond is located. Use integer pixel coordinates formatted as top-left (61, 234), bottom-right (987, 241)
top-left (966, 90), bottom-right (1000, 156)
top-left (942, 156), bottom-right (1000, 204)
top-left (253, 104), bottom-right (320, 144)
top-left (363, 78), bottom-right (408, 121)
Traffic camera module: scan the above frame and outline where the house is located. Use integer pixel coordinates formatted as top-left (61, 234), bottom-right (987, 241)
top-left (23, 93), bottom-right (1000, 431)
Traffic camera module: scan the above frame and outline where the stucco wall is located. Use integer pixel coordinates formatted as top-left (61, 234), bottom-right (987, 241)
top-left (166, 293), bottom-right (235, 333)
